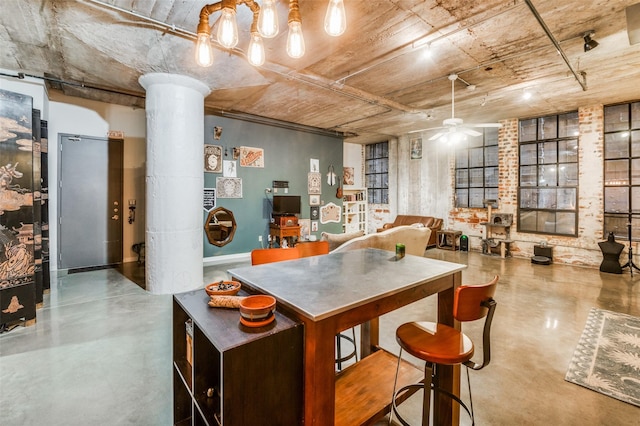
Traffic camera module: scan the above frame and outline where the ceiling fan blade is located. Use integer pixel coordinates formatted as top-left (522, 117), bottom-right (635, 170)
top-left (409, 126), bottom-right (445, 134)
top-left (461, 128), bottom-right (482, 137)
top-left (428, 131), bottom-right (446, 141)
top-left (466, 122), bottom-right (502, 128)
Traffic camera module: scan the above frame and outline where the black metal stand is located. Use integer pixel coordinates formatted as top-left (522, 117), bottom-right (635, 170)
top-left (621, 215), bottom-right (640, 276)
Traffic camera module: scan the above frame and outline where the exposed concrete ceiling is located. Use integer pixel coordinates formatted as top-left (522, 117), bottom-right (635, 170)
top-left (2, 0), bottom-right (640, 144)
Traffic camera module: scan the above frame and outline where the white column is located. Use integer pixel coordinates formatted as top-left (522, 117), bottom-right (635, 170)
top-left (139, 73), bottom-right (210, 294)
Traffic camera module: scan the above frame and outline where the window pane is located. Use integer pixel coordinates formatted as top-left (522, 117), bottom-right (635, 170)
top-left (538, 211), bottom-right (556, 233)
top-left (632, 130), bottom-right (640, 157)
top-left (556, 212), bottom-right (575, 234)
top-left (519, 118), bottom-right (537, 142)
top-left (558, 139), bottom-right (578, 163)
top-left (559, 112), bottom-right (579, 137)
top-left (604, 132), bottom-right (629, 159)
top-left (469, 188), bottom-right (485, 208)
top-left (538, 165), bottom-right (557, 186)
top-left (380, 189), bottom-right (389, 204)
top-left (632, 102), bottom-right (640, 129)
top-left (520, 188), bottom-right (538, 208)
top-left (519, 210), bottom-right (537, 231)
top-left (539, 141), bottom-right (557, 164)
top-left (604, 104), bottom-right (630, 132)
top-left (485, 167), bottom-right (498, 187)
top-left (520, 165), bottom-right (537, 186)
top-left (456, 169), bottom-right (469, 187)
top-left (485, 187), bottom-right (498, 204)
top-left (538, 188), bottom-right (557, 209)
top-left (469, 169), bottom-right (483, 187)
top-left (604, 186), bottom-right (629, 212)
top-left (604, 159), bottom-right (629, 185)
top-left (456, 149), bottom-right (468, 168)
top-left (456, 189), bottom-right (468, 208)
top-left (557, 188), bottom-right (576, 209)
top-left (485, 127), bottom-right (499, 145)
top-left (538, 115), bottom-right (557, 139)
top-left (485, 145), bottom-right (498, 167)
top-left (632, 158), bottom-right (640, 185)
top-left (559, 164), bottom-right (578, 186)
top-left (469, 147), bottom-right (484, 167)
top-left (632, 187), bottom-right (640, 213)
top-left (520, 144), bottom-right (537, 165)
top-left (467, 134), bottom-right (483, 148)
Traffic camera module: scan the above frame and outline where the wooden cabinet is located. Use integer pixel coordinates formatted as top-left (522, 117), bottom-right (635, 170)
top-left (173, 290), bottom-right (303, 425)
top-left (342, 188), bottom-right (368, 233)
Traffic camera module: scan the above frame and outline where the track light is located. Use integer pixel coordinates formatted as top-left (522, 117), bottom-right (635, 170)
top-left (583, 31), bottom-right (599, 52)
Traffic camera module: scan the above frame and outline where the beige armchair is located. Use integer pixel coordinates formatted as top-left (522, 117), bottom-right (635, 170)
top-left (331, 225), bottom-right (431, 257)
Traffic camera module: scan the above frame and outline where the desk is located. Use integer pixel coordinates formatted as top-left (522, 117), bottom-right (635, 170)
top-left (229, 248), bottom-right (466, 425)
top-left (269, 224), bottom-right (300, 247)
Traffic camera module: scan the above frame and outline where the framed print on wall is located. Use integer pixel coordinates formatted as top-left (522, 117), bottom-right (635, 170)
top-left (311, 221), bottom-right (318, 232)
top-left (223, 160), bottom-right (237, 177)
top-left (308, 172), bottom-right (321, 194)
top-left (216, 177), bottom-right (243, 198)
top-left (309, 195), bottom-right (320, 206)
top-left (410, 137), bottom-right (422, 160)
top-left (204, 144), bottom-right (222, 173)
top-left (320, 202), bottom-right (341, 224)
top-left (239, 146), bottom-right (264, 167)
top-left (310, 206), bottom-right (319, 221)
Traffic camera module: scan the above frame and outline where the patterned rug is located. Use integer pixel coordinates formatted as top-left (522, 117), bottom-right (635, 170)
top-left (565, 308), bottom-right (640, 407)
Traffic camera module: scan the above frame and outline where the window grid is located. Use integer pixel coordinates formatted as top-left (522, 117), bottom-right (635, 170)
top-left (455, 128), bottom-right (499, 208)
top-left (517, 112), bottom-right (579, 236)
top-left (365, 141), bottom-right (389, 204)
top-left (603, 101), bottom-right (640, 240)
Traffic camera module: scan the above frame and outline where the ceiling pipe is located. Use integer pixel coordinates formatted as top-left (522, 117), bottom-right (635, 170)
top-left (523, 0), bottom-right (587, 91)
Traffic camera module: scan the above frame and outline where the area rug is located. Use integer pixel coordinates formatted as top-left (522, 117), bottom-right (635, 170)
top-left (565, 308), bottom-right (640, 407)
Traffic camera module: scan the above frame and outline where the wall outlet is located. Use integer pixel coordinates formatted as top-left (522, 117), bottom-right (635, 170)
top-left (258, 235), bottom-right (263, 242)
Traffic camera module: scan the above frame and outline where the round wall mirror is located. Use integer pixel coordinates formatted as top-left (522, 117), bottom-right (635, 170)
top-left (204, 207), bottom-right (237, 247)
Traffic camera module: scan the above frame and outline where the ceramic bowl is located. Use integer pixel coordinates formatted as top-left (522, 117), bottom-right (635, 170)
top-left (239, 295), bottom-right (276, 321)
top-left (205, 280), bottom-right (241, 297)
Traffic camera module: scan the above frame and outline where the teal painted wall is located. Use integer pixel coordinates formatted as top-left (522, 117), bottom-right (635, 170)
top-left (204, 115), bottom-right (344, 257)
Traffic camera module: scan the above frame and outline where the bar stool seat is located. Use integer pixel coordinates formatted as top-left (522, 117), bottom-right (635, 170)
top-left (390, 275), bottom-right (499, 426)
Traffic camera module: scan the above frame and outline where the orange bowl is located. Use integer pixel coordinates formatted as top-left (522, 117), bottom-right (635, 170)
top-left (239, 295), bottom-right (276, 321)
top-left (205, 280), bottom-right (241, 297)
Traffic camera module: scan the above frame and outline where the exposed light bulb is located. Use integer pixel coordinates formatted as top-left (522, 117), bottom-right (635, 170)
top-left (217, 7), bottom-right (239, 49)
top-left (258, 0), bottom-right (279, 38)
top-left (247, 33), bottom-right (265, 66)
top-left (324, 0), bottom-right (346, 37)
top-left (287, 21), bottom-right (305, 58)
top-left (195, 33), bottom-right (214, 67)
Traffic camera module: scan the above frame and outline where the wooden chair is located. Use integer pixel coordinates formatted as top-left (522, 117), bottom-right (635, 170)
top-left (297, 240), bottom-right (330, 258)
top-left (250, 247), bottom-right (300, 265)
top-left (390, 275), bottom-right (499, 426)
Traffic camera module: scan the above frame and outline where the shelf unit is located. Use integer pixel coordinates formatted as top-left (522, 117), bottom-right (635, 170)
top-left (342, 188), bottom-right (368, 234)
top-left (173, 290), bottom-right (303, 425)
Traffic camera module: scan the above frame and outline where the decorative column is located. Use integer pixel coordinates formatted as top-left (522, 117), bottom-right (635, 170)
top-left (139, 73), bottom-right (210, 294)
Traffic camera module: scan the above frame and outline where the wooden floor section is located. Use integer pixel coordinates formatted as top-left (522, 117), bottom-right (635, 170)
top-left (335, 348), bottom-right (423, 426)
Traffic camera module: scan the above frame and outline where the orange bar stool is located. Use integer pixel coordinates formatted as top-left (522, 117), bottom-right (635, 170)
top-left (390, 275), bottom-right (499, 425)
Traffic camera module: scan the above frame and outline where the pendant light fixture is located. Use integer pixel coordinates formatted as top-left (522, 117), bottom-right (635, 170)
top-left (195, 0), bottom-right (346, 67)
top-left (324, 0), bottom-right (347, 36)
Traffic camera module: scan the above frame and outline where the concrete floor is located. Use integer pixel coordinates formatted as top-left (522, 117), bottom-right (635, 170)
top-left (1, 250), bottom-right (638, 425)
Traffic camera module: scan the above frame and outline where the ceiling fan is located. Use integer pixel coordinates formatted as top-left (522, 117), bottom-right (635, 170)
top-left (410, 73), bottom-right (502, 141)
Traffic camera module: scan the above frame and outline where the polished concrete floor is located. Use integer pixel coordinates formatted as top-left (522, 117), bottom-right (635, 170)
top-left (1, 250), bottom-right (638, 425)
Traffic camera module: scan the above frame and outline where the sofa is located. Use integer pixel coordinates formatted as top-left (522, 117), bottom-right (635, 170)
top-left (331, 225), bottom-right (431, 257)
top-left (377, 215), bottom-right (443, 248)
top-left (320, 229), bottom-right (365, 251)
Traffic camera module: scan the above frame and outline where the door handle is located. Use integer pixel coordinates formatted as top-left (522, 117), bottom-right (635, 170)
top-left (111, 214), bottom-right (119, 220)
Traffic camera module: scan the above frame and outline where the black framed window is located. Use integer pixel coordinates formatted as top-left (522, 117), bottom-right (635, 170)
top-left (518, 112), bottom-right (579, 236)
top-left (455, 128), bottom-right (499, 208)
top-left (603, 101), bottom-right (640, 240)
top-left (365, 141), bottom-right (388, 204)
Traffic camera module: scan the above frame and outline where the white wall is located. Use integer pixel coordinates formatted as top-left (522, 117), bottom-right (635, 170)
top-left (48, 93), bottom-right (147, 269)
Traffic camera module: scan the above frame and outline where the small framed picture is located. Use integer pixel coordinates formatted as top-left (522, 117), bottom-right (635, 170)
top-left (310, 206), bottom-right (319, 220)
top-left (310, 195), bottom-right (320, 206)
top-left (204, 144), bottom-right (222, 173)
top-left (311, 221), bottom-right (318, 232)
